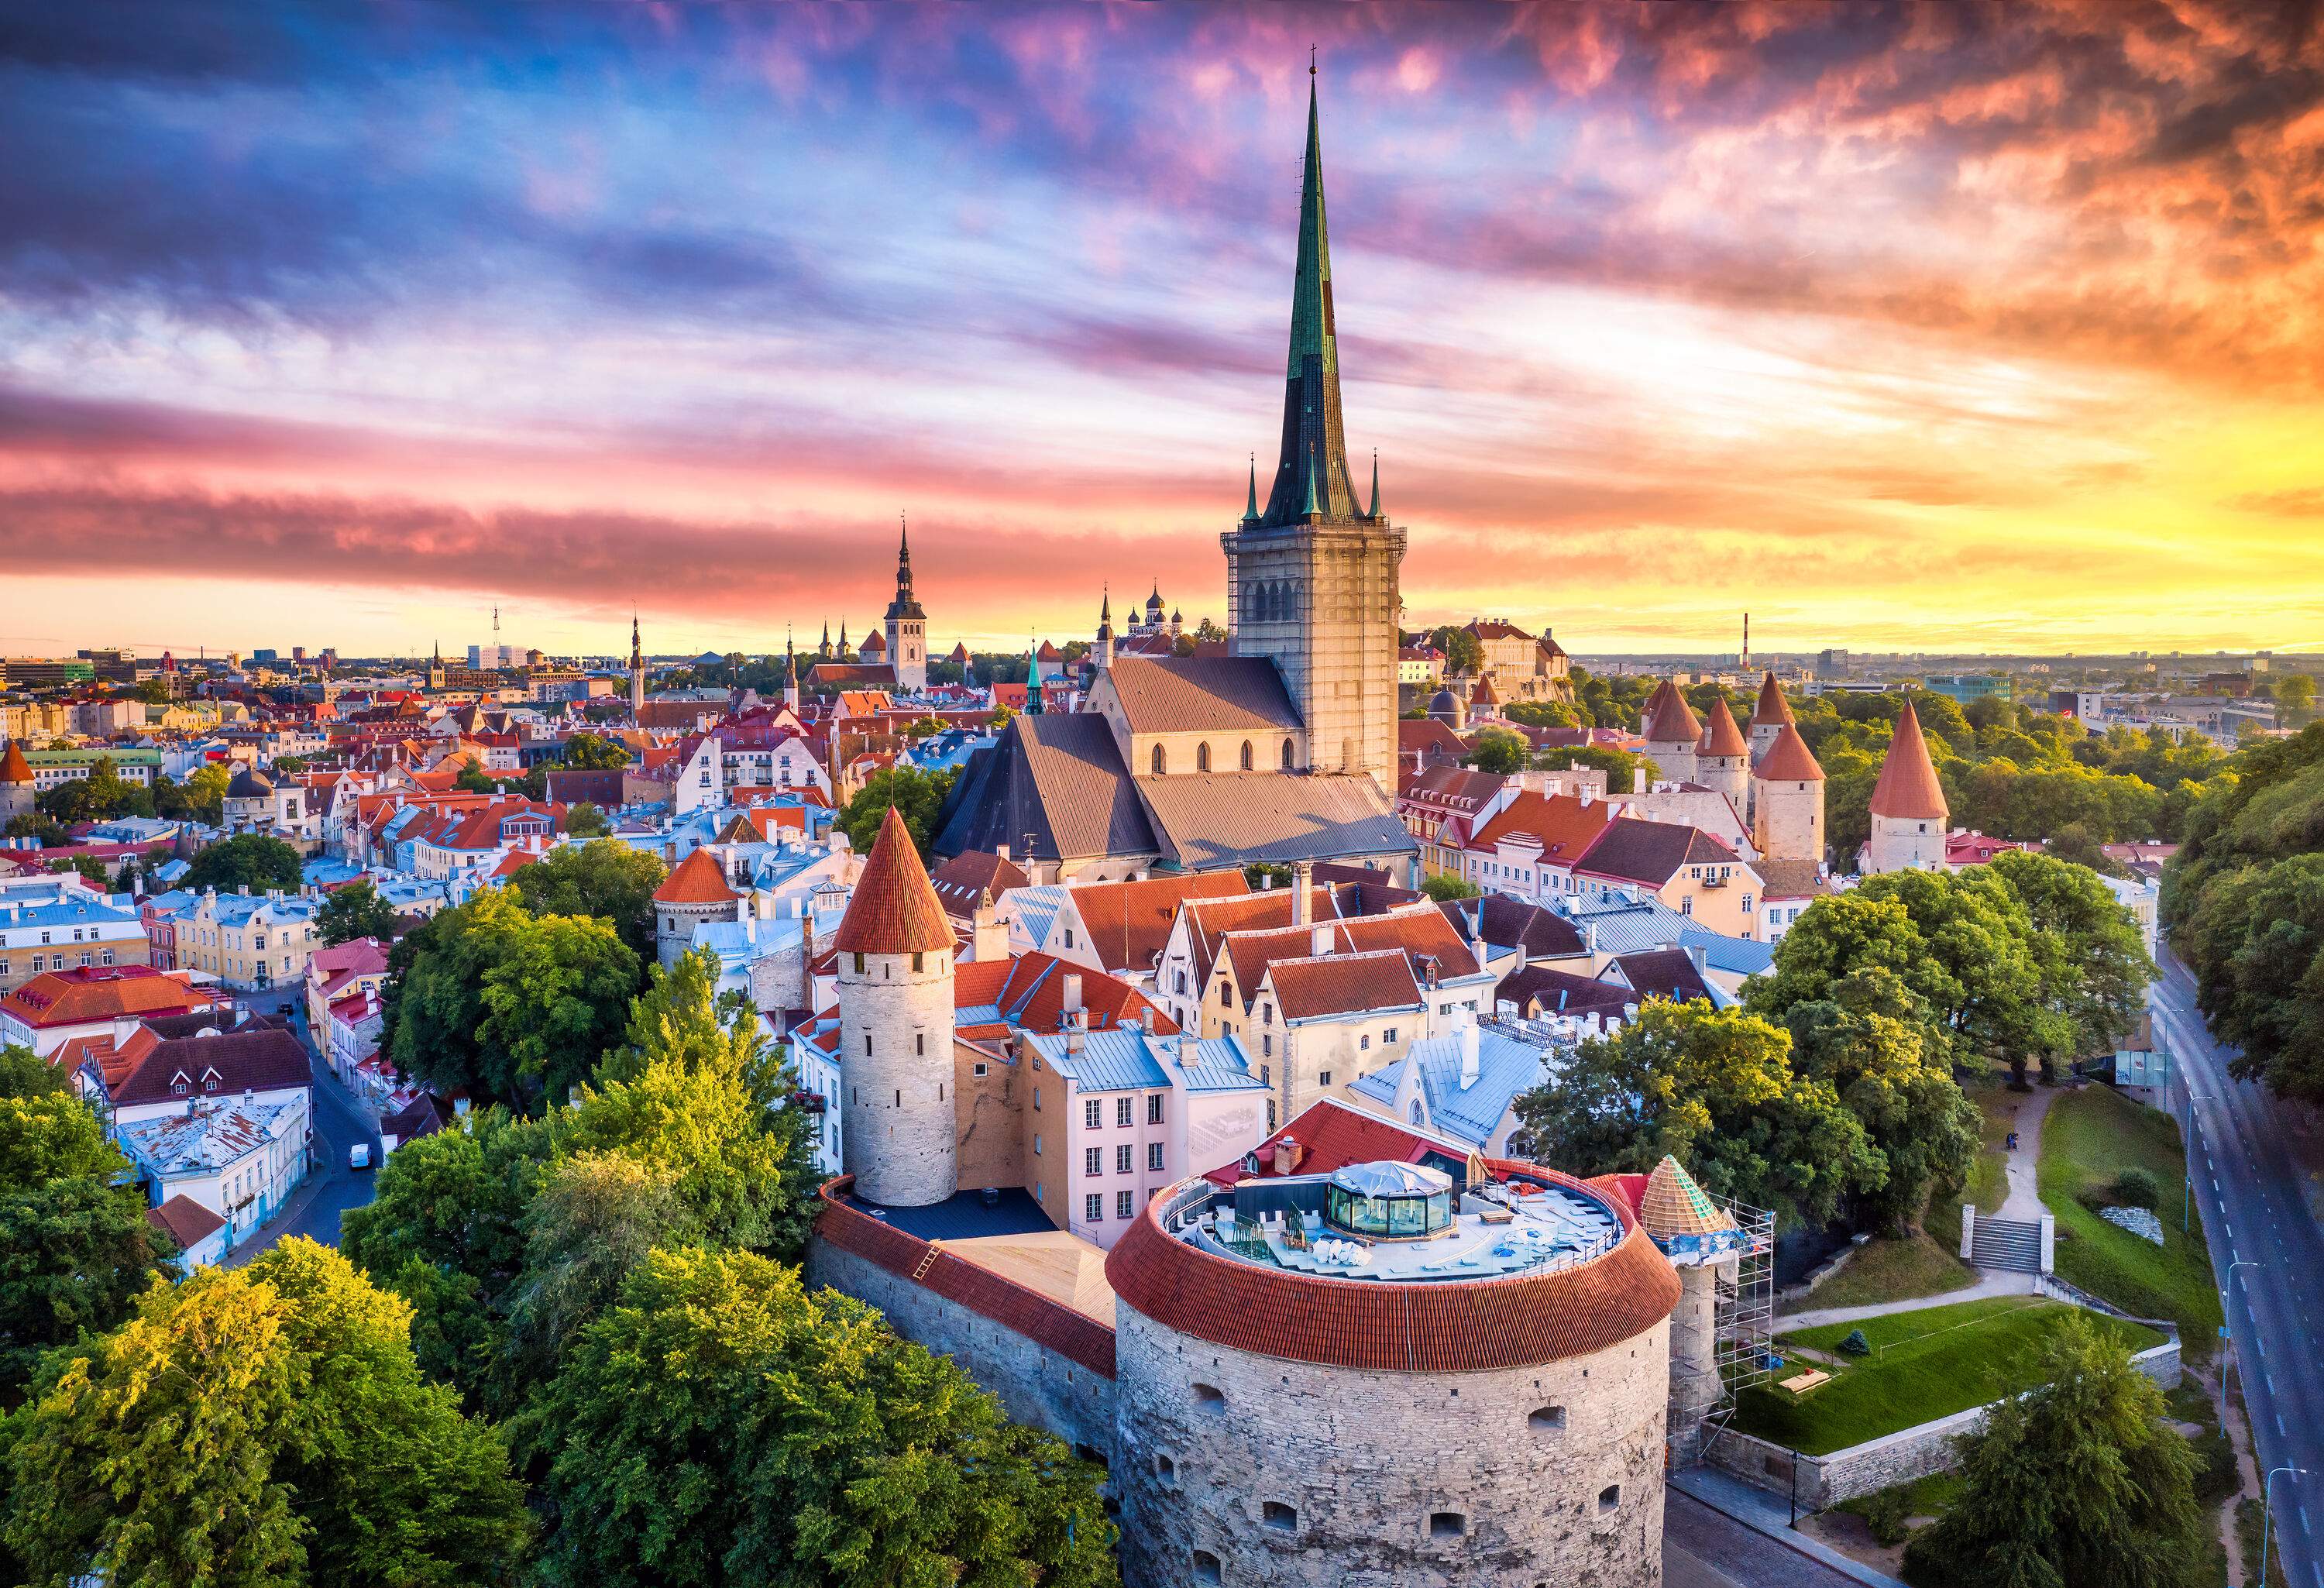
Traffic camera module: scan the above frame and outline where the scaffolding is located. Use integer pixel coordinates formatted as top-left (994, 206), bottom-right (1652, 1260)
top-left (1672, 1193), bottom-right (1777, 1466)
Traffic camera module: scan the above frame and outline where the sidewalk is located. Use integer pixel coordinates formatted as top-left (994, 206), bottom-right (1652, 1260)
top-left (1669, 1466), bottom-right (1911, 1588)
top-left (1779, 1268), bottom-right (2038, 1333)
top-left (1993, 1083), bottom-right (2061, 1223)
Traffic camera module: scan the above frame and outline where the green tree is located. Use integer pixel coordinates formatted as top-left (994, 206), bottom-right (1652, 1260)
top-left (504, 838), bottom-right (666, 959)
top-left (2275, 672), bottom-right (2316, 724)
top-left (0, 1044), bottom-right (67, 1100)
top-left (479, 912), bottom-right (641, 1111)
top-left (0, 1179), bottom-right (170, 1394)
top-left (1511, 1001), bottom-right (1880, 1228)
top-left (596, 947), bottom-right (793, 1114)
top-left (566, 801), bottom-right (610, 837)
top-left (183, 834), bottom-right (304, 896)
top-left (2, 812), bottom-right (67, 846)
top-left (1986, 848), bottom-right (2152, 1063)
top-left (1193, 616), bottom-right (1229, 644)
top-left (0, 1091), bottom-right (126, 1193)
top-left (1779, 968), bottom-right (1977, 1234)
top-left (268, 754), bottom-right (308, 776)
top-left (2, 1238), bottom-right (532, 1588)
top-left (1503, 699), bottom-right (1580, 730)
top-left (531, 1246), bottom-right (1117, 1588)
top-left (46, 854), bottom-right (110, 889)
top-left (1465, 727), bottom-right (1528, 775)
top-left (1422, 873), bottom-right (1480, 902)
top-left (384, 888), bottom-right (536, 1105)
top-left (1901, 1312), bottom-right (2206, 1588)
top-left (1425, 624), bottom-right (1484, 678)
top-left (176, 762), bottom-right (231, 824)
top-left (35, 756), bottom-right (153, 823)
top-left (837, 764), bottom-right (958, 861)
top-left (456, 759), bottom-right (499, 794)
top-left (316, 878), bottom-right (397, 946)
top-left (558, 730), bottom-right (633, 771)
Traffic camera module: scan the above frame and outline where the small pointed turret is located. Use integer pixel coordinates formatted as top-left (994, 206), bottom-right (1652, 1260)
top-left (1301, 442), bottom-right (1322, 517)
top-left (1368, 448), bottom-right (1380, 519)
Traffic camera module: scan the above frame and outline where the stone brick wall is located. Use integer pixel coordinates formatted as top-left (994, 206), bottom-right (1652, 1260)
top-left (1704, 1338), bottom-right (2183, 1509)
top-left (1865, 813), bottom-right (1946, 875)
top-left (808, 1239), bottom-right (1116, 1459)
top-left (1111, 1300), bottom-right (1669, 1588)
top-left (1751, 775), bottom-right (1824, 864)
top-left (837, 947), bottom-right (958, 1207)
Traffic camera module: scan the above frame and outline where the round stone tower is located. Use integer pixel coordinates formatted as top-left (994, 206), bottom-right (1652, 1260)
top-left (1107, 1160), bottom-right (1681, 1588)
top-left (1863, 702), bottom-right (1949, 874)
top-left (1749, 721), bottom-right (1827, 864)
top-left (651, 847), bottom-right (742, 970)
top-left (0, 742), bottom-right (34, 823)
top-left (1642, 677), bottom-right (1701, 787)
top-left (1746, 671), bottom-right (1793, 766)
top-left (835, 805), bottom-right (958, 1208)
top-left (1635, 1154), bottom-right (1745, 1463)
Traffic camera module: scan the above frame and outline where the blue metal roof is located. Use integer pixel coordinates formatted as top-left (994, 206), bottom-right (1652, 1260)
top-left (1020, 1029), bottom-right (1267, 1095)
top-left (1355, 1026), bottom-right (1565, 1150)
top-left (1677, 925), bottom-right (1774, 978)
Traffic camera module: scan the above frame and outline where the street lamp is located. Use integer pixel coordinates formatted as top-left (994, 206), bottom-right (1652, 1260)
top-left (2261, 1466), bottom-right (2311, 1588)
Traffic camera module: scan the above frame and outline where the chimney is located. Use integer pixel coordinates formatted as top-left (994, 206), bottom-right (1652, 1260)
top-left (1457, 1012), bottom-right (1480, 1089)
top-left (1632, 766), bottom-right (1647, 795)
top-left (1061, 972), bottom-right (1083, 1016)
top-left (970, 902), bottom-right (1010, 963)
top-left (995, 841), bottom-right (1011, 863)
top-left (1292, 860), bottom-right (1315, 924)
top-left (1260, 872), bottom-right (1274, 890)
top-left (1311, 923), bottom-right (1333, 957)
top-left (1272, 1135), bottom-right (1305, 1176)
top-left (1690, 944), bottom-right (1707, 973)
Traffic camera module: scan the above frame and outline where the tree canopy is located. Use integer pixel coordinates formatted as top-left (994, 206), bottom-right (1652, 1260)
top-left (1464, 727), bottom-right (1528, 775)
top-left (1900, 1311), bottom-right (2207, 1588)
top-left (183, 834), bottom-right (304, 896)
top-left (504, 838), bottom-right (665, 958)
top-left (316, 878), bottom-right (397, 947)
top-left (531, 1246), bottom-right (1116, 1588)
top-left (837, 765), bottom-right (957, 861)
top-left (558, 731), bottom-right (633, 771)
top-left (2, 1239), bottom-right (532, 1588)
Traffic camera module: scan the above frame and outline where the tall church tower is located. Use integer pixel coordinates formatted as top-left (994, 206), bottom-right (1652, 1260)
top-left (885, 515), bottom-right (928, 691)
top-left (628, 614), bottom-right (645, 717)
top-left (836, 806), bottom-right (959, 1208)
top-left (1220, 73), bottom-right (1405, 792)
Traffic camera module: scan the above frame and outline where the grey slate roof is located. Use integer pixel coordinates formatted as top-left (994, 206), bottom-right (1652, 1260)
top-left (1437, 894), bottom-right (1587, 961)
top-left (1102, 656), bottom-right (1302, 734)
top-left (1134, 771), bottom-right (1416, 870)
top-left (933, 714), bottom-right (1157, 865)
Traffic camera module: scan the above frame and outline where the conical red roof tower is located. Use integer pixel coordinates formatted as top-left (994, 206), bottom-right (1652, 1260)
top-left (1697, 696), bottom-right (1748, 758)
top-left (1869, 703), bottom-right (1948, 820)
top-left (835, 805), bottom-right (954, 954)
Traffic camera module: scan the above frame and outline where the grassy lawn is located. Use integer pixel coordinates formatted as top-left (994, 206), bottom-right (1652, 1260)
top-left (2039, 1083), bottom-right (2224, 1362)
top-left (1733, 1296), bottom-right (2164, 1456)
top-left (1926, 1080), bottom-right (2013, 1255)
top-left (1795, 1232), bottom-right (1978, 1314)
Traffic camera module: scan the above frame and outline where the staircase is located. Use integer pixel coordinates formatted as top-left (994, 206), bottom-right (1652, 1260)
top-left (1969, 1216), bottom-right (2044, 1274)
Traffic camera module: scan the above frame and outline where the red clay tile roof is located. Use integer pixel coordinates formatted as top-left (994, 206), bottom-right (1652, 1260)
top-left (1644, 680), bottom-right (1703, 744)
top-left (1697, 696), bottom-right (1748, 758)
top-left (1751, 672), bottom-right (1795, 728)
top-left (1869, 703), bottom-right (1949, 821)
top-left (0, 742), bottom-right (31, 784)
top-left (1466, 790), bottom-right (1618, 858)
top-left (1106, 1162), bottom-right (1681, 1371)
top-left (1469, 672), bottom-right (1501, 707)
top-left (111, 1027), bottom-right (313, 1108)
top-left (652, 847), bottom-right (738, 905)
top-left (1263, 949), bottom-right (1422, 1019)
top-left (951, 951), bottom-right (1178, 1035)
top-left (834, 806), bottom-right (953, 954)
top-left (927, 849), bottom-right (1031, 920)
top-left (815, 1177), bottom-right (1116, 1377)
top-left (146, 1194), bottom-right (225, 1250)
top-left (1068, 871), bottom-right (1250, 974)
top-left (1202, 1097), bottom-right (1472, 1187)
top-left (0, 967), bottom-right (219, 1029)
top-left (1753, 722), bottom-right (1825, 782)
top-left (1574, 817), bottom-right (1742, 887)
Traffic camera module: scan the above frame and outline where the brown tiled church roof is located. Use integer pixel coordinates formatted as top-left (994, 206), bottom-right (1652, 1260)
top-left (1754, 722), bottom-right (1825, 782)
top-left (1869, 703), bottom-right (1949, 820)
top-left (834, 805), bottom-right (954, 954)
top-left (1697, 696), bottom-right (1748, 758)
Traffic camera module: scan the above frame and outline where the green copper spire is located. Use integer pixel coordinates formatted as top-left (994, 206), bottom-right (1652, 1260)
top-left (1259, 70), bottom-right (1355, 526)
top-left (1301, 442), bottom-right (1321, 517)
top-left (1243, 453), bottom-right (1259, 521)
top-left (1368, 448), bottom-right (1380, 518)
top-left (1025, 637), bottom-right (1043, 715)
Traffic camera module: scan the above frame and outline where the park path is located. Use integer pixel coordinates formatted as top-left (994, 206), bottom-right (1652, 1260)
top-left (1778, 1083), bottom-right (2064, 1332)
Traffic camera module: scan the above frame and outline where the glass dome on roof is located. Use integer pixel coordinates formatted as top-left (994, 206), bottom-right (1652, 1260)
top-left (1325, 1160), bottom-right (1454, 1239)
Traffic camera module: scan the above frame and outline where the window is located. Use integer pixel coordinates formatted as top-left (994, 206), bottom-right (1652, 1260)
top-left (1318, 1071), bottom-right (1332, 1088)
top-left (1192, 1552), bottom-right (1222, 1586)
top-left (1260, 1064), bottom-right (1270, 1087)
top-left (1360, 1035), bottom-right (1370, 1050)
top-left (865, 1033), bottom-right (872, 1055)
top-left (1151, 744), bottom-right (1166, 774)
top-left (1262, 1035), bottom-right (1272, 1057)
top-left (1148, 1142), bottom-right (1164, 1171)
top-left (1742, 895), bottom-right (1753, 914)
top-left (1147, 1094), bottom-right (1164, 1124)
top-left (1680, 896), bottom-right (1693, 917)
top-left (1529, 1405), bottom-right (1566, 1434)
top-left (1429, 1512), bottom-right (1466, 1539)
top-left (100, 950), bottom-right (113, 966)
top-left (1191, 1383), bottom-right (1225, 1414)
top-left (1085, 1098), bottom-right (1102, 1129)
top-left (1117, 1188), bottom-right (1135, 1218)
top-left (913, 951), bottom-right (924, 972)
top-left (914, 1033), bottom-right (924, 1056)
top-left (1155, 1453), bottom-right (1176, 1482)
top-left (1598, 1484), bottom-right (1621, 1513)
top-left (29, 955), bottom-right (42, 973)
top-left (1281, 737), bottom-right (1294, 769)
top-left (1085, 1147), bottom-right (1104, 1176)
top-left (1263, 1502), bottom-right (1297, 1531)
top-left (1116, 1143), bottom-right (1132, 1174)
top-left (1085, 1193), bottom-right (1104, 1222)
top-left (1175, 970), bottom-right (1188, 994)
top-left (853, 952), bottom-right (865, 973)
top-left (1033, 1133), bottom-right (1042, 1155)
top-left (1196, 742), bottom-right (1211, 772)
top-left (1220, 982), bottom-right (1229, 1007)
top-left (1033, 1087), bottom-right (1041, 1110)
top-left (1064, 927), bottom-right (1074, 947)
top-left (1383, 1027), bottom-right (1397, 1043)
top-left (1116, 1096), bottom-right (1133, 1127)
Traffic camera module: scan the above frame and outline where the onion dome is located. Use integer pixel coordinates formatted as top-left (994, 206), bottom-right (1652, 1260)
top-left (834, 805), bottom-right (953, 954)
top-left (1869, 703), bottom-right (1948, 821)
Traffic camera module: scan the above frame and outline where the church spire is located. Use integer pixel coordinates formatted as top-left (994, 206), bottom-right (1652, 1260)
top-left (1259, 69), bottom-right (1354, 526)
top-left (1243, 453), bottom-right (1259, 522)
top-left (1368, 448), bottom-right (1380, 518)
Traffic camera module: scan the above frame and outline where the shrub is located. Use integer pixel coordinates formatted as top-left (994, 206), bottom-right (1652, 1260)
top-left (1862, 1485), bottom-right (1912, 1547)
top-left (1839, 1328), bottom-right (1872, 1356)
top-left (2113, 1167), bottom-right (2161, 1209)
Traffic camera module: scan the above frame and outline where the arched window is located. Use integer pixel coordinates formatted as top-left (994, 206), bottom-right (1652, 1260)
top-left (1281, 738), bottom-right (1295, 769)
top-left (1239, 740), bottom-right (1253, 771)
top-left (1196, 742), bottom-right (1211, 772)
top-left (1280, 582), bottom-right (1298, 621)
top-left (1251, 583), bottom-right (1270, 624)
top-left (1151, 744), bottom-right (1167, 775)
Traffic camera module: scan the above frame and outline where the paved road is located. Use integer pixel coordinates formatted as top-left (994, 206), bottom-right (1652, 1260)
top-left (226, 988), bottom-right (381, 1261)
top-left (1665, 1492), bottom-right (1870, 1588)
top-left (2153, 945), bottom-right (2324, 1588)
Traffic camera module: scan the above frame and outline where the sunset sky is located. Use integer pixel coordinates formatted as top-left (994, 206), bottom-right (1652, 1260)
top-left (3, 2), bottom-right (2321, 661)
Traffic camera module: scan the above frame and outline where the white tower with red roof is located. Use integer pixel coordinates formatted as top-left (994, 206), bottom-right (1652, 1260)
top-left (836, 806), bottom-right (959, 1207)
top-left (1864, 702), bottom-right (1950, 874)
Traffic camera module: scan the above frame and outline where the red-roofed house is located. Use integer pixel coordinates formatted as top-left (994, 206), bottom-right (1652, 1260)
top-left (0, 965), bottom-right (223, 1058)
top-left (1202, 1096), bottom-right (1475, 1188)
top-left (303, 936), bottom-right (389, 1034)
top-left (1944, 830), bottom-right (2034, 870)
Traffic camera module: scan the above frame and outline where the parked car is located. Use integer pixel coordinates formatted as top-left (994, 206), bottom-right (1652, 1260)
top-left (349, 1143), bottom-right (372, 1171)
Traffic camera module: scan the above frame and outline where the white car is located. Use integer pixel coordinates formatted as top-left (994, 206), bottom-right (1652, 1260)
top-left (348, 1143), bottom-right (372, 1171)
